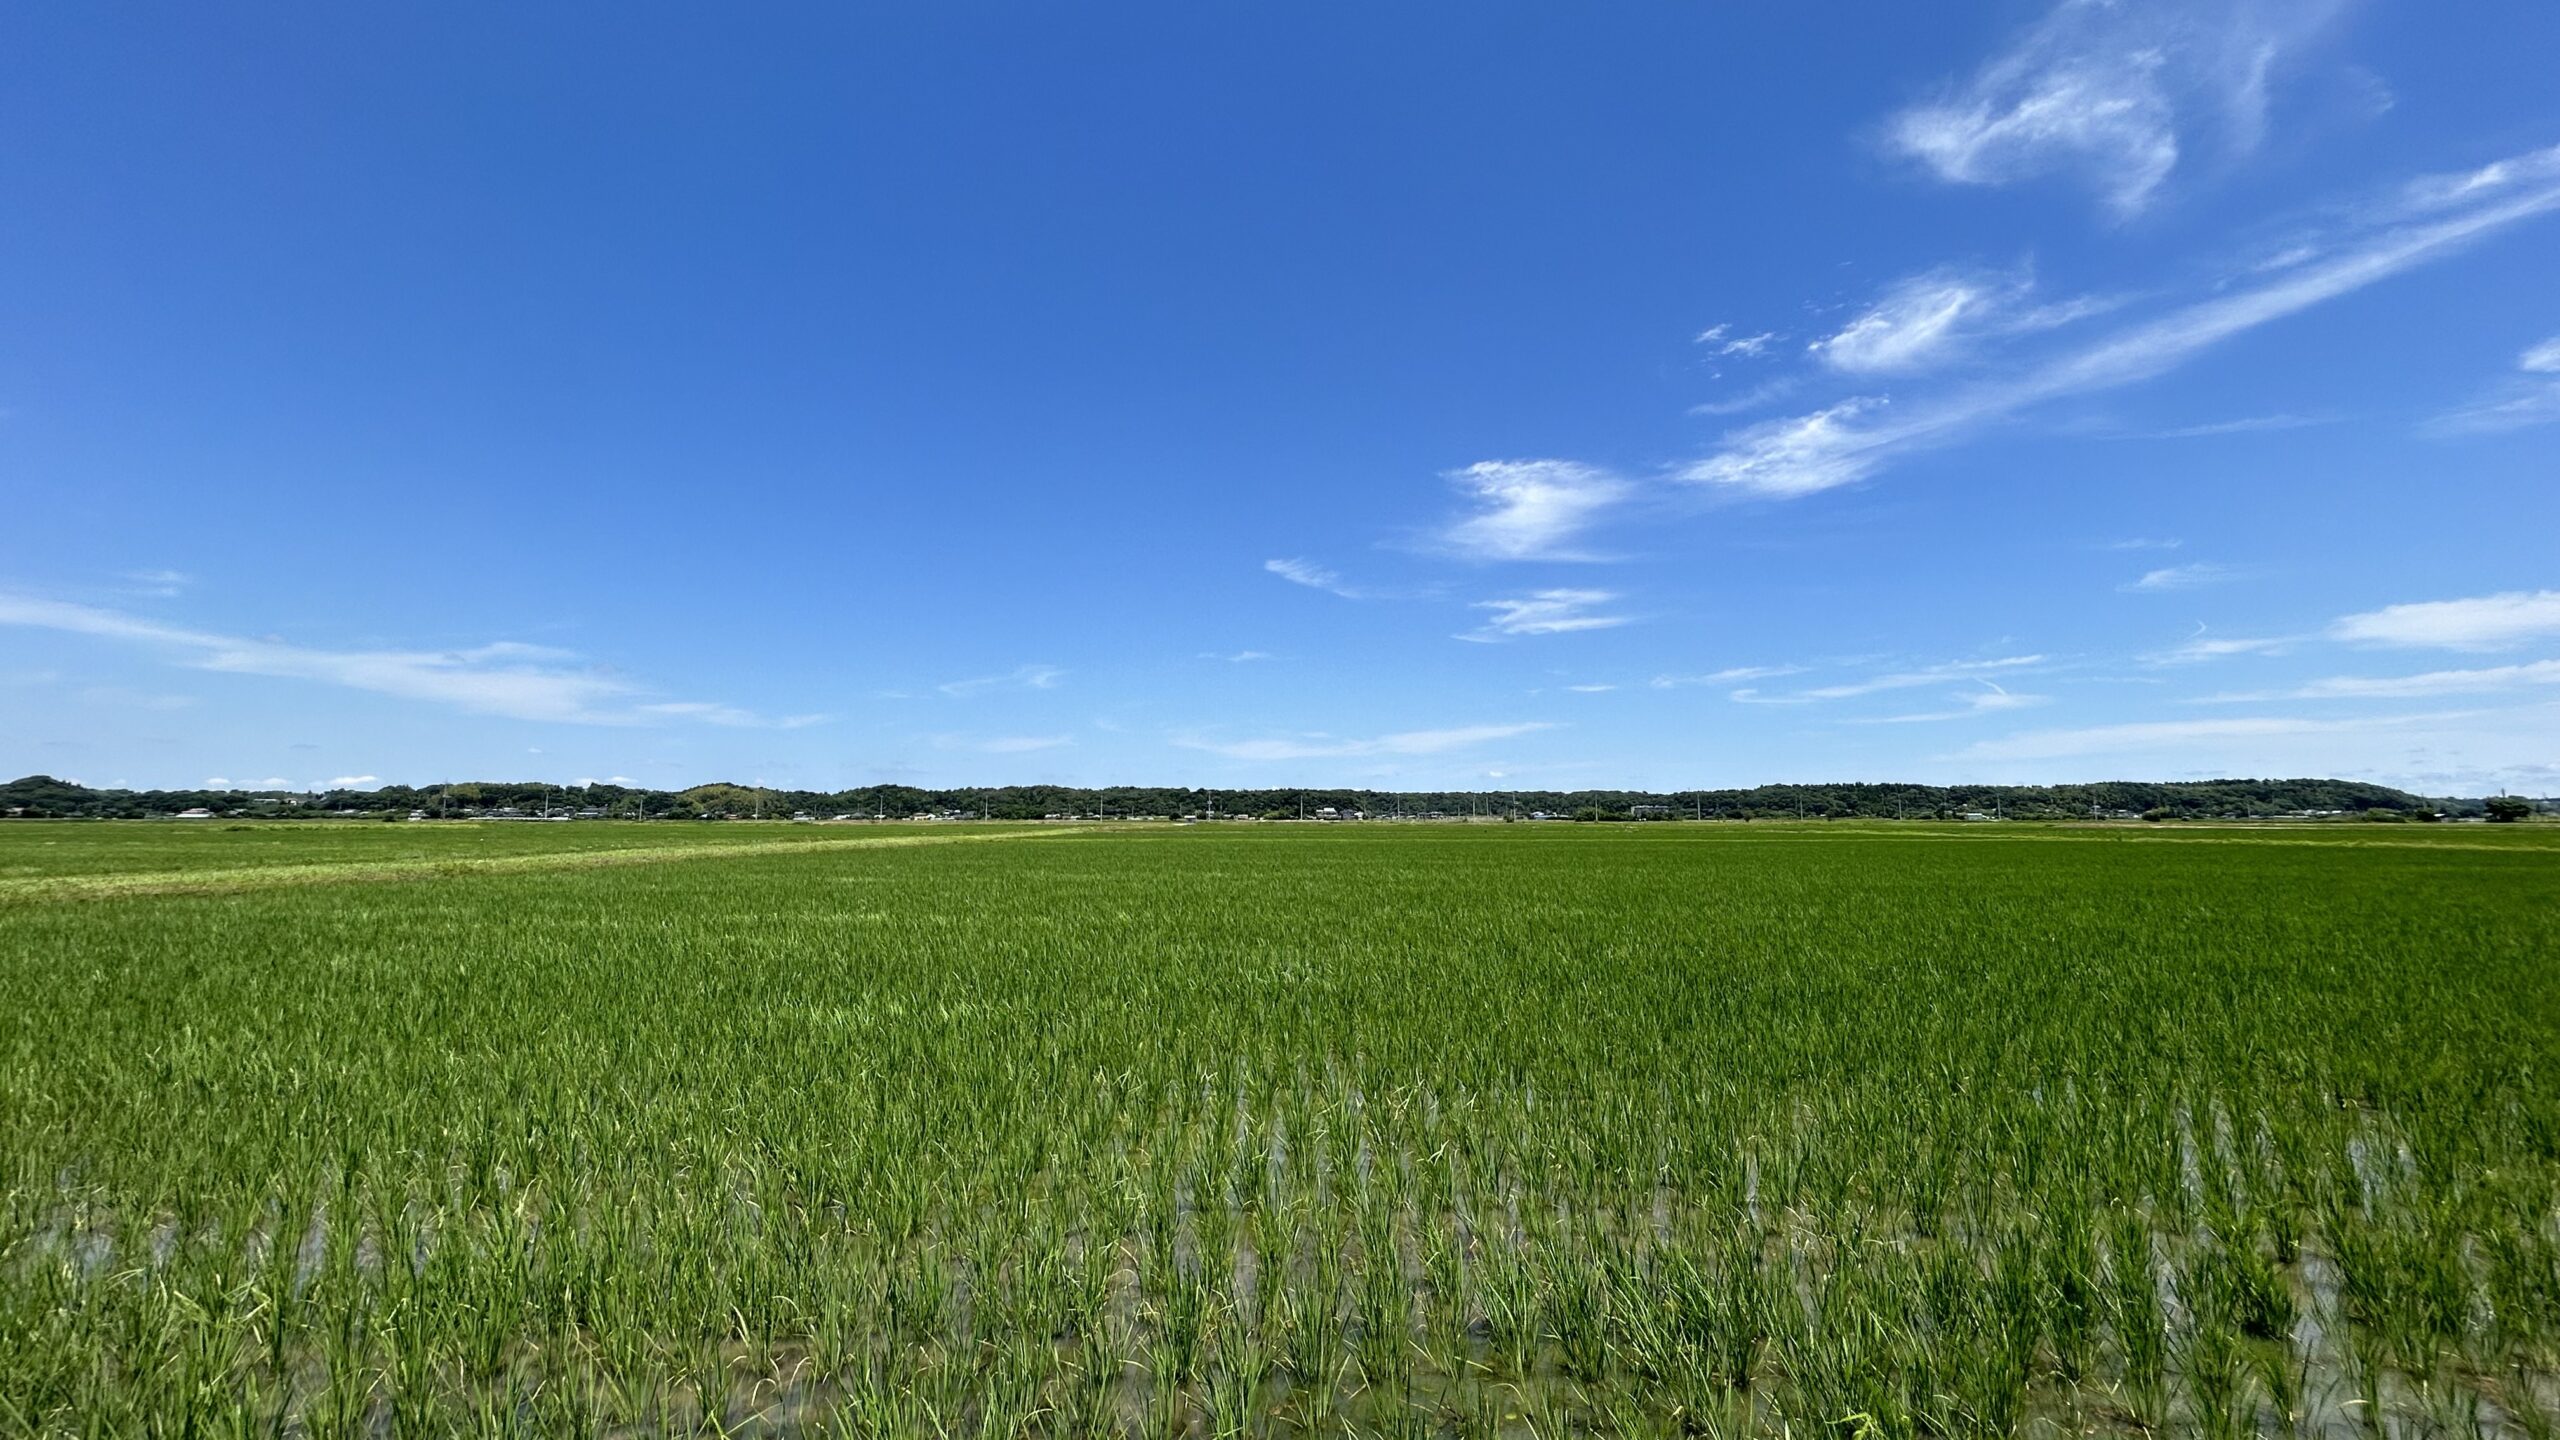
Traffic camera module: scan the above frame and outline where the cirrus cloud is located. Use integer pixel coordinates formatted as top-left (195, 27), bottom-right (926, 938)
top-left (0, 591), bottom-right (794, 727)
top-left (1463, 589), bottom-right (1631, 641)
top-left (2330, 590), bottom-right (2560, 650)
top-left (1433, 460), bottom-right (1631, 562)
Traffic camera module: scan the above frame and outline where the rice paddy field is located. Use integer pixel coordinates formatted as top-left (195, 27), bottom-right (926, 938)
top-left (3, 819), bottom-right (2557, 1438)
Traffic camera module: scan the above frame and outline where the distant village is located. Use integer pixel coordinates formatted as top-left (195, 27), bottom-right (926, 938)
top-left (5, 774), bottom-right (2539, 824)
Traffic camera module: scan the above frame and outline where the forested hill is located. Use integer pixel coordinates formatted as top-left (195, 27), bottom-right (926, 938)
top-left (1, 773), bottom-right (2504, 821)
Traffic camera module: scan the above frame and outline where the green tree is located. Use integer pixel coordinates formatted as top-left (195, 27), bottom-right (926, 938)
top-left (2486, 795), bottom-right (2533, 822)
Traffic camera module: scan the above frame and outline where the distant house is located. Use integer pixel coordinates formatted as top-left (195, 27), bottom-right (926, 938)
top-left (175, 807), bottom-right (216, 819)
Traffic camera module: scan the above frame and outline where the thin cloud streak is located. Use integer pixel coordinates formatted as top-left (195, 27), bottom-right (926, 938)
top-left (1807, 266), bottom-right (2110, 376)
top-left (2331, 590), bottom-right (2560, 650)
top-left (2199, 659), bottom-right (2560, 702)
top-left (1688, 377), bottom-right (1804, 417)
top-left (2123, 562), bottom-right (2243, 593)
top-left (1956, 709), bottom-right (2482, 763)
top-left (2145, 631), bottom-right (2295, 664)
top-left (938, 664), bottom-right (1066, 697)
top-left (2425, 332), bottom-right (2560, 434)
top-left (1735, 655), bottom-right (2046, 704)
top-left (0, 591), bottom-right (783, 727)
top-left (1652, 665), bottom-right (1809, 689)
top-left (1684, 145), bottom-right (2560, 498)
top-left (1856, 686), bottom-right (2049, 724)
top-left (1464, 590), bottom-right (1631, 641)
top-left (1265, 557), bottom-right (1370, 599)
top-left (2130, 412), bottom-right (2335, 439)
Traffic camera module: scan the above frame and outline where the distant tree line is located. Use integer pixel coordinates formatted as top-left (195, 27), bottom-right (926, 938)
top-left (2, 773), bottom-right (2529, 822)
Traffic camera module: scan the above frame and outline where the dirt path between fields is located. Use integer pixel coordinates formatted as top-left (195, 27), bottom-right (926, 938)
top-left (0, 826), bottom-right (1115, 904)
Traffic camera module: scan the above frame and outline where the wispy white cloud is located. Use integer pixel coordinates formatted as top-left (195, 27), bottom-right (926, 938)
top-left (1808, 267), bottom-right (2109, 376)
top-left (1956, 709), bottom-right (2478, 763)
top-left (1264, 557), bottom-right (1371, 599)
top-left (121, 569), bottom-right (191, 598)
top-left (0, 592), bottom-right (784, 727)
top-left (1694, 324), bottom-right (1778, 357)
top-left (1812, 273), bottom-right (2005, 374)
top-left (1435, 460), bottom-right (1631, 562)
top-left (1684, 144), bottom-right (2560, 498)
top-left (1683, 398), bottom-right (1892, 498)
top-left (1735, 655), bottom-right (2047, 704)
top-left (1886, 0), bottom-right (2350, 217)
top-left (1650, 664), bottom-right (1808, 689)
top-left (1176, 722), bottom-right (1554, 762)
top-left (2127, 412), bottom-right (2334, 439)
top-left (1689, 377), bottom-right (1804, 417)
top-left (637, 701), bottom-right (764, 727)
top-left (938, 664), bottom-right (1066, 697)
top-left (2145, 629), bottom-right (2295, 664)
top-left (2105, 537), bottom-right (2184, 551)
top-left (2425, 332), bottom-right (2560, 435)
top-left (1464, 589), bottom-right (1630, 641)
top-left (327, 775), bottom-right (379, 788)
top-left (1857, 684), bottom-right (2049, 724)
top-left (1563, 683), bottom-right (1617, 693)
top-left (2330, 590), bottom-right (2560, 650)
top-left (2122, 562), bottom-right (2243, 593)
top-left (2201, 659), bottom-right (2560, 702)
top-left (1200, 649), bottom-right (1271, 663)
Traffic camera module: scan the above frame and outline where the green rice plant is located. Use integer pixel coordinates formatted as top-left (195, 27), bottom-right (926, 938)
top-left (2106, 1209), bottom-right (2169, 1429)
top-left (2257, 1332), bottom-right (2304, 1439)
top-left (2192, 1224), bottom-right (2294, 1342)
top-left (2183, 1314), bottom-right (2250, 1440)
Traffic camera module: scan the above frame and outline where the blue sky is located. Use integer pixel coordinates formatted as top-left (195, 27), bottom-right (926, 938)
top-left (4, 2), bottom-right (2557, 795)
